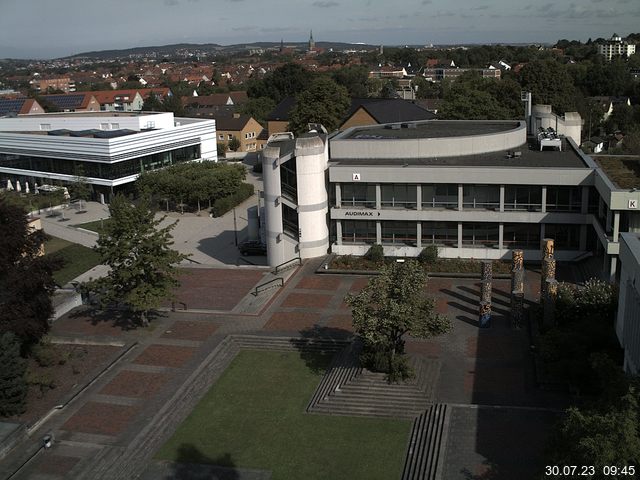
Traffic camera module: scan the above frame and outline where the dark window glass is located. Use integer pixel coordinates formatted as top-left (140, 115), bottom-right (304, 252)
top-left (545, 224), bottom-right (580, 250)
top-left (462, 223), bottom-right (499, 247)
top-left (546, 186), bottom-right (582, 212)
top-left (504, 186), bottom-right (542, 211)
top-left (341, 183), bottom-right (376, 208)
top-left (503, 223), bottom-right (540, 250)
top-left (463, 185), bottom-right (500, 210)
top-left (381, 221), bottom-right (416, 245)
top-left (381, 184), bottom-right (417, 209)
top-left (342, 220), bottom-right (376, 244)
top-left (422, 184), bottom-right (457, 208)
top-left (421, 221), bottom-right (458, 246)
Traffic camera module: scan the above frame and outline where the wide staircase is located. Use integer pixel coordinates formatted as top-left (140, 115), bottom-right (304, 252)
top-left (402, 404), bottom-right (450, 480)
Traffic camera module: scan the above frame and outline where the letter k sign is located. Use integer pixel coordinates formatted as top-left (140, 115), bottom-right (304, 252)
top-left (629, 199), bottom-right (638, 209)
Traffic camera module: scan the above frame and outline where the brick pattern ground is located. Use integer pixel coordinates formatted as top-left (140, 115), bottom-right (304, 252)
top-left (100, 370), bottom-right (172, 398)
top-left (32, 455), bottom-right (81, 476)
top-left (296, 276), bottom-right (343, 291)
top-left (281, 292), bottom-right (333, 308)
top-left (133, 344), bottom-right (197, 368)
top-left (170, 268), bottom-right (266, 311)
top-left (161, 320), bottom-right (219, 341)
top-left (62, 401), bottom-right (139, 436)
top-left (263, 311), bottom-right (322, 331)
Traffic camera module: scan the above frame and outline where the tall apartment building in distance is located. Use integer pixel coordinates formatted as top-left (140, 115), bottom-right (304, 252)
top-left (598, 33), bottom-right (636, 61)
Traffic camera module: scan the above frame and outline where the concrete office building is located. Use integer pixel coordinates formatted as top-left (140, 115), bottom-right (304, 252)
top-left (261, 107), bottom-right (640, 279)
top-left (617, 232), bottom-right (640, 375)
top-left (0, 111), bottom-right (216, 199)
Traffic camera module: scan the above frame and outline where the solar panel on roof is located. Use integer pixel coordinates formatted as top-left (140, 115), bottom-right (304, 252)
top-left (0, 99), bottom-right (26, 115)
top-left (44, 94), bottom-right (84, 109)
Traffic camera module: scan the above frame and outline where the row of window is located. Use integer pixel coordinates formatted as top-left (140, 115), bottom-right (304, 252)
top-left (340, 183), bottom-right (588, 213)
top-left (340, 221), bottom-right (581, 250)
top-left (0, 145), bottom-right (200, 180)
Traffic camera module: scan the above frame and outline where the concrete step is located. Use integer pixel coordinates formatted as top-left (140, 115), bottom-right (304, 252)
top-left (335, 385), bottom-right (429, 401)
top-left (311, 403), bottom-right (420, 419)
top-left (402, 404), bottom-right (449, 480)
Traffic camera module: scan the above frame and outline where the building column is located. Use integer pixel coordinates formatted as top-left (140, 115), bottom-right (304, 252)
top-left (499, 185), bottom-right (505, 212)
top-left (336, 220), bottom-right (342, 245)
top-left (375, 184), bottom-right (381, 210)
top-left (579, 224), bottom-right (587, 251)
top-left (416, 184), bottom-right (422, 211)
top-left (458, 222), bottom-right (463, 249)
top-left (610, 256), bottom-right (617, 282)
top-left (606, 207), bottom-right (612, 233)
top-left (335, 183), bottom-right (341, 208)
top-left (613, 211), bottom-right (620, 242)
top-left (498, 223), bottom-right (504, 250)
top-left (376, 221), bottom-right (382, 244)
top-left (581, 186), bottom-right (589, 214)
top-left (416, 222), bottom-right (422, 249)
top-left (541, 186), bottom-right (547, 213)
top-left (458, 184), bottom-right (464, 211)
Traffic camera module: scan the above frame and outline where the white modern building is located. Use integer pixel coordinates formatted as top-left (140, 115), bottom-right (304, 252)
top-left (0, 111), bottom-right (217, 199)
top-left (598, 33), bottom-right (636, 61)
top-left (261, 107), bottom-right (640, 281)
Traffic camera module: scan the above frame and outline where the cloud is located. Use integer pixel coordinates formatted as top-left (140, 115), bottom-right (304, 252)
top-left (472, 5), bottom-right (489, 10)
top-left (422, 0), bottom-right (432, 4)
top-left (163, 0), bottom-right (179, 5)
top-left (432, 10), bottom-right (455, 17)
top-left (312, 1), bottom-right (339, 7)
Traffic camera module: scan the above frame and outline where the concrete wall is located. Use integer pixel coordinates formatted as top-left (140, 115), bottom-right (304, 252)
top-left (3, 112), bottom-right (175, 131)
top-left (531, 105), bottom-right (582, 145)
top-left (262, 143), bottom-right (286, 267)
top-left (616, 233), bottom-right (640, 375)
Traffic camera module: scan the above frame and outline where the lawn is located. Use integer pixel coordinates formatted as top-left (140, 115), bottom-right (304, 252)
top-left (44, 236), bottom-right (101, 286)
top-left (156, 350), bottom-right (411, 480)
top-left (73, 218), bottom-right (111, 233)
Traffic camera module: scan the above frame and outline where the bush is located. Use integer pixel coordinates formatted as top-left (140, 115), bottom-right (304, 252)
top-left (210, 182), bottom-right (255, 217)
top-left (31, 341), bottom-right (67, 367)
top-left (0, 333), bottom-right (27, 416)
top-left (364, 244), bottom-right (384, 264)
top-left (26, 371), bottom-right (56, 398)
top-left (360, 344), bottom-right (414, 383)
top-left (418, 245), bottom-right (438, 264)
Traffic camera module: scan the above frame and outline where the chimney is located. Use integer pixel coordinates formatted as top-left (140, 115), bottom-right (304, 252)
top-left (233, 113), bottom-right (240, 119)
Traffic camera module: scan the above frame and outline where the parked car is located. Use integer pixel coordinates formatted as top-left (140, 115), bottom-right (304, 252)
top-left (239, 240), bottom-right (267, 256)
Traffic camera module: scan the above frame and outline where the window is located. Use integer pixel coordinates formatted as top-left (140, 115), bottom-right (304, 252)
top-left (504, 186), bottom-right (542, 211)
top-left (422, 222), bottom-right (457, 246)
top-left (228, 134), bottom-right (233, 140)
top-left (218, 134), bottom-right (224, 140)
top-left (546, 186), bottom-right (581, 212)
top-left (110, 123), bottom-right (119, 130)
top-left (100, 123), bottom-right (109, 130)
top-left (280, 158), bottom-right (297, 201)
top-left (422, 184), bottom-right (457, 208)
top-left (503, 223), bottom-right (540, 250)
top-left (39, 124), bottom-right (51, 131)
top-left (342, 220), bottom-right (376, 244)
top-left (381, 184), bottom-right (417, 209)
top-left (282, 204), bottom-right (299, 238)
top-left (341, 183), bottom-right (376, 208)
top-left (545, 224), bottom-right (580, 250)
top-left (381, 221), bottom-right (416, 245)
top-left (463, 185), bottom-right (500, 210)
top-left (462, 223), bottom-right (499, 248)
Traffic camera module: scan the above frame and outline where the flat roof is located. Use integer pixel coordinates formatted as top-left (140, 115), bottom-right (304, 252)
top-left (10, 111), bottom-right (162, 119)
top-left (331, 138), bottom-right (589, 169)
top-left (343, 120), bottom-right (521, 140)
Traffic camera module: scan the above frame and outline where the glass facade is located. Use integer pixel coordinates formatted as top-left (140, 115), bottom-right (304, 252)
top-left (463, 185), bottom-right (500, 210)
top-left (341, 183), bottom-right (376, 208)
top-left (0, 145), bottom-right (200, 181)
top-left (381, 184), bottom-right (417, 209)
top-left (342, 220), bottom-right (376, 244)
top-left (422, 221), bottom-right (458, 246)
top-left (504, 186), bottom-right (542, 211)
top-left (422, 184), bottom-right (457, 209)
top-left (282, 204), bottom-right (299, 238)
top-left (545, 224), bottom-right (580, 250)
top-left (503, 223), bottom-right (540, 249)
top-left (381, 221), bottom-right (416, 245)
top-left (280, 158), bottom-right (297, 201)
top-left (546, 186), bottom-right (582, 212)
top-left (462, 223), bottom-right (499, 247)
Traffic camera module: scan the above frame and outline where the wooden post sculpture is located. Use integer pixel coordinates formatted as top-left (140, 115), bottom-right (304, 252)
top-left (540, 238), bottom-right (555, 301)
top-left (479, 260), bottom-right (493, 328)
top-left (510, 249), bottom-right (525, 328)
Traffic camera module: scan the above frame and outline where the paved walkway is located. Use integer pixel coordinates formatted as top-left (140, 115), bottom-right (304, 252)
top-left (1, 259), bottom-right (569, 480)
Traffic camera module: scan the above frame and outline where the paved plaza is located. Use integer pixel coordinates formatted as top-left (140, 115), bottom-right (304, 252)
top-left (0, 258), bottom-right (568, 480)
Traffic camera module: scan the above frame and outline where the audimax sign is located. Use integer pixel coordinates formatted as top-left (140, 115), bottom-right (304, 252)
top-left (344, 211), bottom-right (381, 217)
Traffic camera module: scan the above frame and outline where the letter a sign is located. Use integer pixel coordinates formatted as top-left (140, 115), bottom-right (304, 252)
top-left (352, 173), bottom-right (361, 181)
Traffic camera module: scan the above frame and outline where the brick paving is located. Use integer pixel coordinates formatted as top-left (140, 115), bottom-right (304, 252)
top-left (161, 319), bottom-right (219, 341)
top-left (62, 402), bottom-right (139, 436)
top-left (133, 344), bottom-right (197, 368)
top-left (32, 455), bottom-right (81, 476)
top-left (171, 268), bottom-right (266, 311)
top-left (3, 260), bottom-right (570, 480)
top-left (100, 370), bottom-right (172, 398)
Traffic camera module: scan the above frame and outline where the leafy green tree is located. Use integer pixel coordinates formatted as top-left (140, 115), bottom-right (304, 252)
top-left (239, 96), bottom-right (276, 125)
top-left (345, 261), bottom-right (451, 381)
top-left (380, 79), bottom-right (399, 99)
top-left (247, 63), bottom-right (314, 103)
top-left (227, 136), bottom-right (241, 152)
top-left (142, 92), bottom-right (164, 112)
top-left (162, 94), bottom-right (185, 117)
top-left (84, 195), bottom-right (187, 326)
top-left (0, 197), bottom-right (61, 347)
top-left (440, 73), bottom-right (520, 120)
top-left (288, 77), bottom-right (350, 134)
top-left (332, 65), bottom-right (370, 98)
top-left (518, 59), bottom-right (578, 114)
top-left (72, 164), bottom-right (92, 211)
top-left (0, 332), bottom-right (27, 417)
top-left (217, 142), bottom-right (228, 157)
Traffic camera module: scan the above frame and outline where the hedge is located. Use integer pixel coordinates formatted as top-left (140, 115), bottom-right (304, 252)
top-left (210, 183), bottom-right (255, 217)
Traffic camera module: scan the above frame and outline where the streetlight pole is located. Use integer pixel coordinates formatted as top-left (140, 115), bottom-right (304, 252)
top-left (233, 207), bottom-right (238, 246)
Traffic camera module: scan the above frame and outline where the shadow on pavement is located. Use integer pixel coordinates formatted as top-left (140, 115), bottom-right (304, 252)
top-left (294, 325), bottom-right (355, 374)
top-left (69, 307), bottom-right (165, 330)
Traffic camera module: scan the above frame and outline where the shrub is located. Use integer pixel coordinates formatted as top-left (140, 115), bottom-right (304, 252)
top-left (26, 371), bottom-right (56, 398)
top-left (210, 183), bottom-right (255, 217)
top-left (365, 244), bottom-right (384, 264)
top-left (418, 245), bottom-right (438, 264)
top-left (31, 341), bottom-right (67, 367)
top-left (0, 333), bottom-right (27, 416)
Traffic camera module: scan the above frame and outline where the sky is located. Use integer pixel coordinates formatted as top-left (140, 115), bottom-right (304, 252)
top-left (1, 0), bottom-right (639, 59)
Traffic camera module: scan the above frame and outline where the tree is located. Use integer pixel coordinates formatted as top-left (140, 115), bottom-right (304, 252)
top-left (247, 63), bottom-right (314, 103)
top-left (288, 77), bottom-right (350, 134)
top-left (518, 60), bottom-right (578, 114)
top-left (84, 195), bottom-right (188, 326)
top-left (227, 136), bottom-right (241, 152)
top-left (0, 197), bottom-right (61, 347)
top-left (142, 92), bottom-right (164, 112)
top-left (162, 94), bottom-right (185, 117)
top-left (345, 261), bottom-right (451, 381)
top-left (0, 332), bottom-right (27, 417)
top-left (72, 164), bottom-right (91, 211)
top-left (239, 96), bottom-right (276, 126)
top-left (332, 65), bottom-right (370, 98)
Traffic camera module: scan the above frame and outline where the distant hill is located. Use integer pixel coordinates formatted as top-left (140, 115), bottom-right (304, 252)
top-left (64, 41), bottom-right (380, 60)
